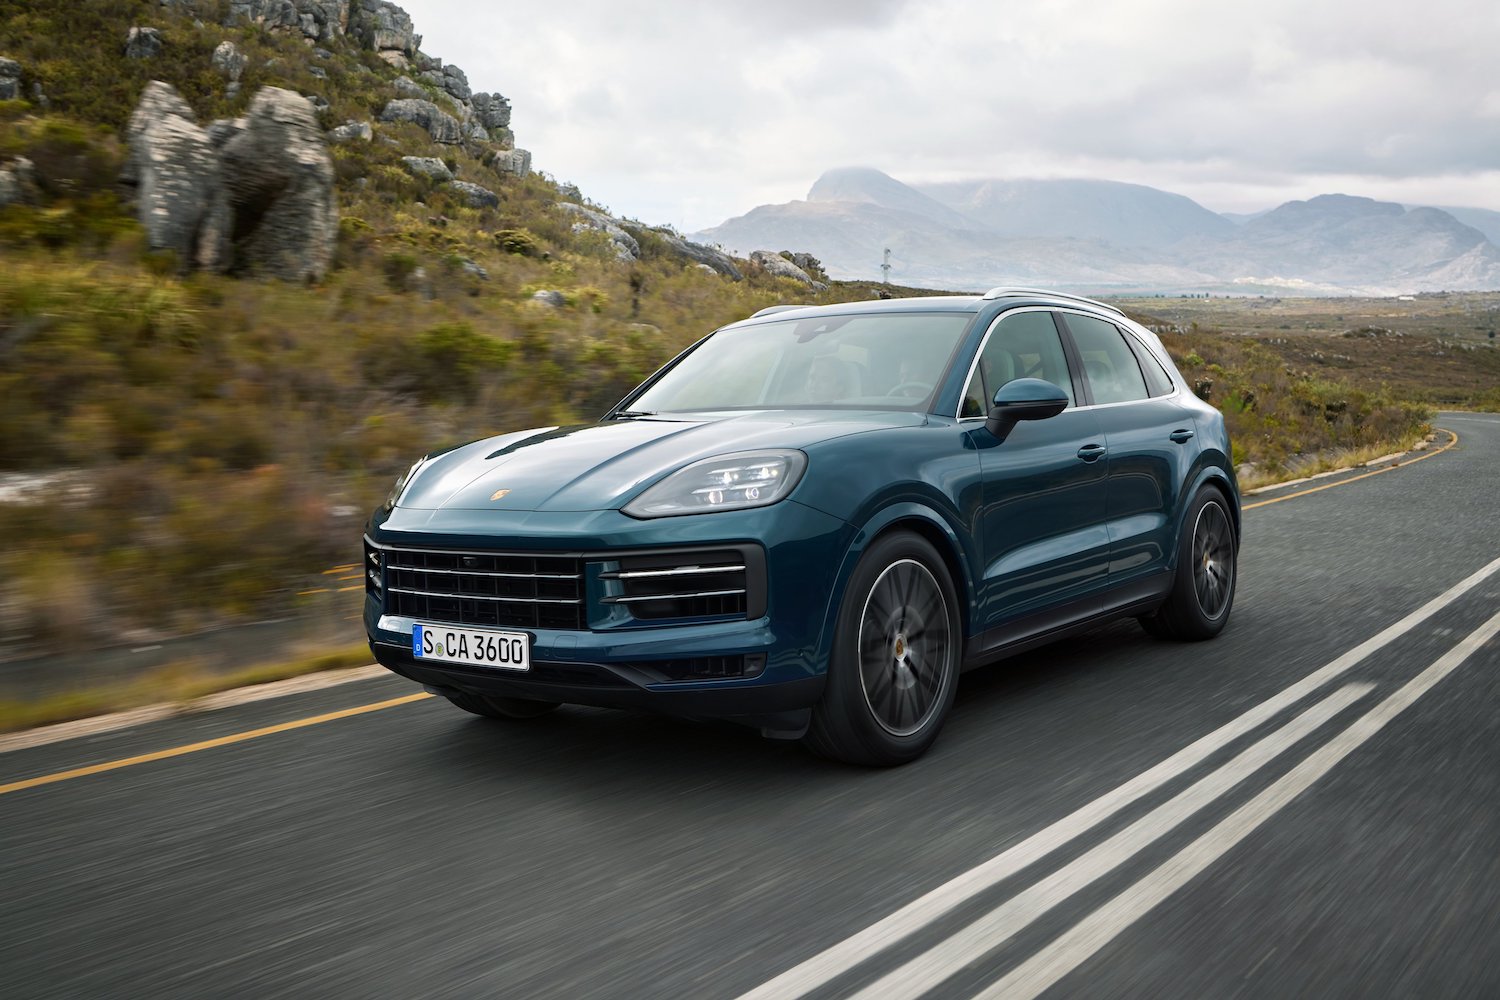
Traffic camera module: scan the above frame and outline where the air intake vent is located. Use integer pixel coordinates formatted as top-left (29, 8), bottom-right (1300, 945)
top-left (598, 547), bottom-right (762, 622)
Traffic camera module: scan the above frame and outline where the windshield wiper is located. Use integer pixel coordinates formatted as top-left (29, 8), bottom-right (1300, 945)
top-left (609, 409), bottom-right (657, 419)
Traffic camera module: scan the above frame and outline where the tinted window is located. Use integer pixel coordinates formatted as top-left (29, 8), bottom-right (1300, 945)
top-left (1064, 314), bottom-right (1149, 405)
top-left (1125, 333), bottom-right (1176, 396)
top-left (961, 311), bottom-right (1074, 417)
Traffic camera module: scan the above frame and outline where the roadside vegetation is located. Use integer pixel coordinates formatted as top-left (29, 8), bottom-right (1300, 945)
top-left (0, 1), bottom-right (1484, 725)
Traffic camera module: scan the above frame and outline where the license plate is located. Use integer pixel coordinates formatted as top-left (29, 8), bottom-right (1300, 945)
top-left (412, 623), bottom-right (530, 671)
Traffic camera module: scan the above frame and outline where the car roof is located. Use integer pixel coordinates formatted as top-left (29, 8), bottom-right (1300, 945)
top-left (735, 288), bottom-right (1124, 328)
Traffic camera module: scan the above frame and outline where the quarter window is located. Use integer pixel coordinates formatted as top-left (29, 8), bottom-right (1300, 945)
top-left (961, 311), bottom-right (1075, 417)
top-left (1064, 314), bottom-right (1149, 405)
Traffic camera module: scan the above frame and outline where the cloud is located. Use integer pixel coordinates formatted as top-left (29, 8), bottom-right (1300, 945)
top-left (397, 0), bottom-right (1500, 229)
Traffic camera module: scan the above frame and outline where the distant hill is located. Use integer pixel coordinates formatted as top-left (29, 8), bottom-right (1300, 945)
top-left (1421, 206), bottom-right (1500, 246)
top-left (695, 169), bottom-right (1500, 295)
top-left (916, 177), bottom-right (1236, 248)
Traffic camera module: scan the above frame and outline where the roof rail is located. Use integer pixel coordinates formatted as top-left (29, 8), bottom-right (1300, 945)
top-left (980, 286), bottom-right (1124, 317)
top-left (748, 304), bottom-right (808, 319)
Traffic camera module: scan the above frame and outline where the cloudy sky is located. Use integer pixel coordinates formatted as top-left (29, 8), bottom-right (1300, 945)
top-left (398, 0), bottom-right (1500, 233)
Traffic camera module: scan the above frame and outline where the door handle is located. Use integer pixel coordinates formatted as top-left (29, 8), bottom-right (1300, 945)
top-left (1169, 428), bottom-right (1195, 443)
top-left (1077, 444), bottom-right (1107, 462)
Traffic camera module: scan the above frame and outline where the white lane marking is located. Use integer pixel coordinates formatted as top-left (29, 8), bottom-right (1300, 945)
top-left (0, 665), bottom-right (385, 755)
top-left (853, 683), bottom-right (1373, 999)
top-left (737, 554), bottom-right (1500, 1000)
top-left (980, 606), bottom-right (1500, 1000)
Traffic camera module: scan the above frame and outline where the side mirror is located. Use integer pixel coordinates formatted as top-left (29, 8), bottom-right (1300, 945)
top-left (984, 378), bottom-right (1069, 439)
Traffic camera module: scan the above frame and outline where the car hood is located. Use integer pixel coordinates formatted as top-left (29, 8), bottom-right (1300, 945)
top-left (394, 410), bottom-right (926, 513)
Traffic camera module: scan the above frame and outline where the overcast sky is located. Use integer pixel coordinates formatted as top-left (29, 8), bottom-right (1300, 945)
top-left (397, 0), bottom-right (1500, 233)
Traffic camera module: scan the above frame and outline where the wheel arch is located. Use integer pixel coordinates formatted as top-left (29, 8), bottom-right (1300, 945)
top-left (812, 502), bottom-right (978, 672)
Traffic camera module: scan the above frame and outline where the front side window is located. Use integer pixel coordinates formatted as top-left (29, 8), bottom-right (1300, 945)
top-left (1063, 313), bottom-right (1150, 405)
top-left (629, 312), bottom-right (972, 413)
top-left (961, 311), bottom-right (1075, 417)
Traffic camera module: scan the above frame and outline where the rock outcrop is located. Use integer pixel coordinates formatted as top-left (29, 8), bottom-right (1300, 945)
top-left (219, 87), bottom-right (337, 281)
top-left (122, 82), bottom-right (229, 270)
top-left (450, 180), bottom-right (498, 209)
top-left (379, 98), bottom-right (460, 144)
top-left (556, 202), bottom-right (640, 261)
top-left (620, 223), bottom-right (743, 280)
top-left (0, 56), bottom-right (21, 101)
top-left (0, 157), bottom-right (37, 208)
top-left (751, 250), bottom-right (822, 287)
top-left (125, 27), bottom-right (164, 59)
top-left (329, 120), bottom-right (373, 142)
top-left (401, 156), bottom-right (452, 182)
top-left (213, 41), bottom-right (246, 98)
top-left (470, 93), bottom-right (511, 131)
top-left (123, 82), bottom-right (334, 281)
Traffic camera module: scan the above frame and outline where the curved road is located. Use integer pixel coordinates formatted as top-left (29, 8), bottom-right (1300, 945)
top-left (4, 413), bottom-right (1499, 999)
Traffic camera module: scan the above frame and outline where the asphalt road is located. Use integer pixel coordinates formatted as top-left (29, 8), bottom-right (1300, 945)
top-left (3, 413), bottom-right (1498, 1000)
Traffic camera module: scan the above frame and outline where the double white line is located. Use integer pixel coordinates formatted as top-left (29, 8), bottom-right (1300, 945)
top-left (740, 555), bottom-right (1500, 1000)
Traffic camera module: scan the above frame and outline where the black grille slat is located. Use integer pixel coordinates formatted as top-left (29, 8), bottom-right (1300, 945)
top-left (385, 547), bottom-right (585, 630)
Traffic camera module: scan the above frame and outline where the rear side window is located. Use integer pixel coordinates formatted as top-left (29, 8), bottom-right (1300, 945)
top-left (1124, 333), bottom-right (1176, 397)
top-left (1063, 313), bottom-right (1150, 405)
top-left (961, 311), bottom-right (1075, 417)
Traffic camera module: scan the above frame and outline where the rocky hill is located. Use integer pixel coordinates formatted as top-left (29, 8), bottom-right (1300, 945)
top-left (695, 168), bottom-right (1500, 295)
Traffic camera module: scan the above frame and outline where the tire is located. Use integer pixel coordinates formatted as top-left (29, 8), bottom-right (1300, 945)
top-left (804, 531), bottom-right (962, 766)
top-left (1139, 486), bottom-right (1237, 641)
top-left (444, 691), bottom-right (561, 720)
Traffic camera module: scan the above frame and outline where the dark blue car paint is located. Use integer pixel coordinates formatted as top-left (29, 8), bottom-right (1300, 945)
top-left (364, 292), bottom-right (1239, 726)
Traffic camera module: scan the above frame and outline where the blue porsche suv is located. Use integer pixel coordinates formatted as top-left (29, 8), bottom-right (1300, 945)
top-left (364, 288), bottom-right (1239, 765)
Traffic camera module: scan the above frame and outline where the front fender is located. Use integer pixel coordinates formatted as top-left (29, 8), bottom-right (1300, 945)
top-left (809, 501), bottom-right (981, 673)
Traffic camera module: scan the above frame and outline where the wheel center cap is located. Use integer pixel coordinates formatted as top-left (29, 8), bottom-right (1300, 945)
top-left (893, 633), bottom-right (907, 660)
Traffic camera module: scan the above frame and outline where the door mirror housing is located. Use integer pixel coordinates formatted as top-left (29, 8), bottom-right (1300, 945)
top-left (984, 377), bottom-right (1070, 439)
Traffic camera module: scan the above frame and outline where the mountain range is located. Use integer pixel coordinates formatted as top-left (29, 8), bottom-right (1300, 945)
top-left (693, 167), bottom-right (1500, 295)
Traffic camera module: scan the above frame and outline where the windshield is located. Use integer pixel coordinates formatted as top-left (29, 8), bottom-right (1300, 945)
top-left (627, 311), bottom-right (973, 413)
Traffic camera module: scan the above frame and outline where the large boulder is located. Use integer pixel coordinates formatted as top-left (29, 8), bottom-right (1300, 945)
top-left (400, 155), bottom-right (451, 182)
top-left (219, 87), bottom-right (337, 281)
top-left (0, 157), bottom-right (37, 208)
top-left (0, 57), bottom-right (20, 101)
top-left (378, 98), bottom-right (460, 143)
top-left (490, 147), bottom-right (530, 178)
top-left (450, 180), bottom-right (498, 209)
top-left (212, 41), bottom-right (247, 82)
top-left (121, 82), bottom-right (229, 270)
top-left (124, 27), bottom-right (164, 59)
top-left (328, 119), bottom-right (372, 143)
top-left (470, 92), bottom-right (511, 131)
top-left (350, 0), bottom-right (420, 57)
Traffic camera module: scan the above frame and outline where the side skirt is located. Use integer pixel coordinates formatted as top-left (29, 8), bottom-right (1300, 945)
top-left (961, 571), bottom-right (1173, 671)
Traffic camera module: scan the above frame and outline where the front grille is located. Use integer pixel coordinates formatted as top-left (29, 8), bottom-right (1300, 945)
top-left (599, 549), bottom-right (751, 621)
top-left (385, 547), bottom-right (585, 630)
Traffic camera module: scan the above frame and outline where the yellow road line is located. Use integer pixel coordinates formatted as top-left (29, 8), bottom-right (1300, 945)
top-left (322, 564), bottom-right (358, 575)
top-left (1243, 428), bottom-right (1458, 511)
top-left (297, 588), bottom-right (330, 596)
top-left (0, 693), bottom-right (432, 797)
top-left (336, 585), bottom-right (364, 593)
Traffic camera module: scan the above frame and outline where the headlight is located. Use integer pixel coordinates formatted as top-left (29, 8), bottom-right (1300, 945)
top-left (384, 457), bottom-right (426, 511)
top-left (623, 450), bottom-right (807, 518)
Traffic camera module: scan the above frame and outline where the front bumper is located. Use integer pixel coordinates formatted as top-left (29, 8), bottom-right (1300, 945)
top-left (363, 500), bottom-right (852, 721)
